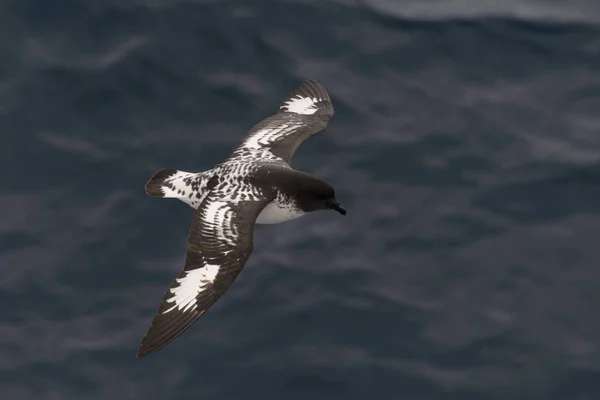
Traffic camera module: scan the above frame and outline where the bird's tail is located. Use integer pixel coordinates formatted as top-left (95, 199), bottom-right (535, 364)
top-left (145, 169), bottom-right (211, 208)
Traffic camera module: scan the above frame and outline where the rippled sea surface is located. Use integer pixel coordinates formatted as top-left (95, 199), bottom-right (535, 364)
top-left (2, 0), bottom-right (600, 398)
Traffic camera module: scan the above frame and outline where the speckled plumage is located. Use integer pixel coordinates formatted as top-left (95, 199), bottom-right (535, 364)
top-left (137, 79), bottom-right (344, 358)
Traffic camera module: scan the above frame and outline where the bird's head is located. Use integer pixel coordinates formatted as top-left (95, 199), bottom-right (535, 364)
top-left (298, 180), bottom-right (346, 216)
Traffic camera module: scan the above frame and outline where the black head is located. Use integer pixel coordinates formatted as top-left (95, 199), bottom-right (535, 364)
top-left (295, 179), bottom-right (347, 216)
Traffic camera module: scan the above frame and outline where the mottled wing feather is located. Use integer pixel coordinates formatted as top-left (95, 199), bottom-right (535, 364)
top-left (137, 186), bottom-right (271, 357)
top-left (225, 79), bottom-right (334, 165)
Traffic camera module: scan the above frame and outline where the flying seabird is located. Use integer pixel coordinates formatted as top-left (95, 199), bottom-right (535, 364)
top-left (137, 79), bottom-right (346, 357)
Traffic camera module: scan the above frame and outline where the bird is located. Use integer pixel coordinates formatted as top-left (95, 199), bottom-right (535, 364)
top-left (137, 79), bottom-right (346, 357)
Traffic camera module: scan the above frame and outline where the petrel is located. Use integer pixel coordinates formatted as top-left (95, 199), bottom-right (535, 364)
top-left (137, 79), bottom-right (346, 357)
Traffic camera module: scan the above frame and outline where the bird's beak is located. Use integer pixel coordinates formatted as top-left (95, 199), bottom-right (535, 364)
top-left (327, 200), bottom-right (347, 215)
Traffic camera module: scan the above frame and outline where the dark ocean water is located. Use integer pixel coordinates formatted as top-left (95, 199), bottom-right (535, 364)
top-left (2, 0), bottom-right (600, 399)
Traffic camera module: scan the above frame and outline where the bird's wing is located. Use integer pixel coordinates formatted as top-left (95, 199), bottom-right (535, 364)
top-left (225, 79), bottom-right (334, 166)
top-left (137, 178), bottom-right (271, 357)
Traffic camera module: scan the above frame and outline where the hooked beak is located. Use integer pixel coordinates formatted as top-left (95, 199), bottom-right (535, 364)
top-left (327, 200), bottom-right (347, 215)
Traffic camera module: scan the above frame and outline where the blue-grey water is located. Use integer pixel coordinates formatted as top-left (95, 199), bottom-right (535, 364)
top-left (2, 0), bottom-right (600, 399)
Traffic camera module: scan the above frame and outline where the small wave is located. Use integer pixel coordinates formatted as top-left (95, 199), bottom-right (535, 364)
top-left (337, 0), bottom-right (600, 25)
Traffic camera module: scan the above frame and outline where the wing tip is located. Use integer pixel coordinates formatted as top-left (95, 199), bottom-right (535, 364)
top-left (136, 335), bottom-right (168, 358)
top-left (136, 330), bottom-right (174, 358)
top-left (136, 301), bottom-right (206, 358)
top-left (136, 329), bottom-right (166, 358)
top-left (279, 79), bottom-right (333, 116)
top-left (135, 348), bottom-right (149, 358)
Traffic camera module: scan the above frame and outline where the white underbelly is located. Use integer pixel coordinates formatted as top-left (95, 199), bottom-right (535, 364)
top-left (256, 200), bottom-right (305, 224)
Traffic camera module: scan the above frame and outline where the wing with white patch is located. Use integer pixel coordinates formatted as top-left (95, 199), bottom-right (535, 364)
top-left (137, 187), bottom-right (271, 357)
top-left (225, 79), bottom-right (334, 165)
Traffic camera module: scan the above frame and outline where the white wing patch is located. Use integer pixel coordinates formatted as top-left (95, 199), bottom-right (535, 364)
top-left (162, 264), bottom-right (220, 314)
top-left (280, 95), bottom-right (319, 115)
